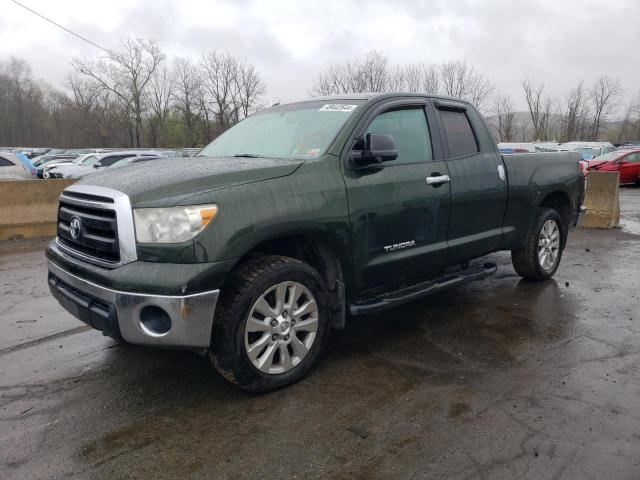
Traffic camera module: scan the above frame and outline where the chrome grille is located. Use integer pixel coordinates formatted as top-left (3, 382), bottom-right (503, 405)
top-left (55, 185), bottom-right (137, 268)
top-left (58, 198), bottom-right (120, 262)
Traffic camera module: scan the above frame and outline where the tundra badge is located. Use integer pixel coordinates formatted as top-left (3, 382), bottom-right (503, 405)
top-left (384, 240), bottom-right (416, 253)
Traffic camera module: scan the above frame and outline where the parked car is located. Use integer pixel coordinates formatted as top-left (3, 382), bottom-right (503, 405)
top-left (588, 148), bottom-right (640, 184)
top-left (12, 151), bottom-right (35, 172)
top-left (42, 153), bottom-right (96, 179)
top-left (46, 93), bottom-right (585, 392)
top-left (31, 154), bottom-right (80, 177)
top-left (0, 153), bottom-right (32, 180)
top-left (47, 151), bottom-right (166, 178)
top-left (497, 142), bottom-right (561, 154)
top-left (559, 142), bottom-right (617, 160)
top-left (616, 143), bottom-right (640, 151)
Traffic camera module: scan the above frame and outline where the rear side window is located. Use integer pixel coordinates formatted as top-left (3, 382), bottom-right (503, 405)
top-left (439, 109), bottom-right (479, 158)
top-left (365, 108), bottom-right (433, 164)
top-left (0, 157), bottom-right (14, 167)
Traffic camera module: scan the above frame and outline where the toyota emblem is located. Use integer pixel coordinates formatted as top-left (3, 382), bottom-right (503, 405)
top-left (69, 217), bottom-right (81, 240)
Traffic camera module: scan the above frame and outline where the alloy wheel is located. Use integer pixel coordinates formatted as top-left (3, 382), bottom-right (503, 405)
top-left (538, 219), bottom-right (560, 272)
top-left (244, 281), bottom-right (319, 374)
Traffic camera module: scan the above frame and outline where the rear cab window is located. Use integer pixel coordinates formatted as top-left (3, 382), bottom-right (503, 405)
top-left (439, 109), bottom-right (479, 158)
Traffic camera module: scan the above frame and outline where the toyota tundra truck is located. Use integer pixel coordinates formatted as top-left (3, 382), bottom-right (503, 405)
top-left (46, 93), bottom-right (585, 391)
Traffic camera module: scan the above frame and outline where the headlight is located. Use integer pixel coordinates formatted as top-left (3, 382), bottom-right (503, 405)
top-left (133, 204), bottom-right (218, 243)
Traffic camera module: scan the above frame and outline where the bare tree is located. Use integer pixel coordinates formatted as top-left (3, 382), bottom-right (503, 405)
top-left (311, 54), bottom-right (490, 111)
top-left (440, 60), bottom-right (493, 110)
top-left (492, 95), bottom-right (517, 142)
top-left (71, 37), bottom-right (165, 147)
top-left (589, 76), bottom-right (622, 140)
top-left (559, 80), bottom-right (589, 141)
top-left (386, 62), bottom-right (440, 94)
top-left (200, 52), bottom-right (241, 135)
top-left (145, 63), bottom-right (173, 147)
top-left (234, 60), bottom-right (266, 119)
top-left (172, 57), bottom-right (202, 147)
top-left (615, 94), bottom-right (640, 143)
top-left (421, 63), bottom-right (440, 94)
top-left (522, 78), bottom-right (557, 140)
top-left (310, 50), bottom-right (389, 95)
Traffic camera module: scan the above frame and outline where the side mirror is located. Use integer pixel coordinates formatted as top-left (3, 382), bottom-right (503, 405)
top-left (350, 133), bottom-right (398, 166)
top-left (94, 162), bottom-right (102, 168)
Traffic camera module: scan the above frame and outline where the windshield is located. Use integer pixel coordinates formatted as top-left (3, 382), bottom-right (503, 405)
top-left (592, 151), bottom-right (623, 162)
top-left (80, 154), bottom-right (97, 166)
top-left (198, 100), bottom-right (364, 159)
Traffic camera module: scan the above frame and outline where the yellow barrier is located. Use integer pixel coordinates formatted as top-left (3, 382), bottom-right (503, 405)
top-left (581, 171), bottom-right (620, 229)
top-left (0, 179), bottom-right (76, 240)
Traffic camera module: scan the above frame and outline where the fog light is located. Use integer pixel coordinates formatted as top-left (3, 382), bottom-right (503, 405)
top-left (139, 305), bottom-right (171, 336)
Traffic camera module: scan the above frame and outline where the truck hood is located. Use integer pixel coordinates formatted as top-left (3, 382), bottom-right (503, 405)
top-left (77, 156), bottom-right (305, 206)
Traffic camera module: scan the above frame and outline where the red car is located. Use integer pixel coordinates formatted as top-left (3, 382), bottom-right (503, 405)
top-left (588, 149), bottom-right (640, 184)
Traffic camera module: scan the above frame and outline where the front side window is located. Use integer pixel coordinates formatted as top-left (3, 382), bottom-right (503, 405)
top-left (365, 108), bottom-right (433, 164)
top-left (198, 100), bottom-right (364, 160)
top-left (625, 153), bottom-right (640, 163)
top-left (440, 109), bottom-right (479, 158)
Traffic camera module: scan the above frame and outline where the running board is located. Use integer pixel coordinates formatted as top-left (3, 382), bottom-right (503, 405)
top-left (349, 262), bottom-right (497, 315)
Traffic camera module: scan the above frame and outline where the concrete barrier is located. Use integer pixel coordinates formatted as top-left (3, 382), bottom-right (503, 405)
top-left (0, 179), bottom-right (76, 240)
top-left (581, 171), bottom-right (620, 229)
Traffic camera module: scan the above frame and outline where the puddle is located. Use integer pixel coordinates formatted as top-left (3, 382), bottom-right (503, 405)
top-left (619, 217), bottom-right (640, 235)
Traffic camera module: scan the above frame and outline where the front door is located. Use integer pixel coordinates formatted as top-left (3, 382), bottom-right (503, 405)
top-left (434, 102), bottom-right (508, 264)
top-left (618, 152), bottom-right (640, 183)
top-left (343, 103), bottom-right (451, 296)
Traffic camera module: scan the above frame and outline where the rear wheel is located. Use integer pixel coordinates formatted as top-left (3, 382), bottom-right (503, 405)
top-left (209, 255), bottom-right (329, 392)
top-left (511, 208), bottom-right (564, 281)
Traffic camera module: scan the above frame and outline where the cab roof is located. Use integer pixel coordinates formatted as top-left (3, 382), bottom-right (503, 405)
top-left (276, 92), bottom-right (473, 108)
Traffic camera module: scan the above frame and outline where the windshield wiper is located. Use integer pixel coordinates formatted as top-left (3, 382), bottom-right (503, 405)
top-left (234, 153), bottom-right (264, 158)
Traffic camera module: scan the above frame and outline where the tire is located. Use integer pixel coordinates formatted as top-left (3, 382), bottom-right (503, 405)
top-left (511, 208), bottom-right (564, 281)
top-left (209, 255), bottom-right (330, 392)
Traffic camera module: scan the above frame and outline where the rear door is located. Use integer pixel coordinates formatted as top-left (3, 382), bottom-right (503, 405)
top-left (342, 99), bottom-right (451, 296)
top-left (433, 100), bottom-right (508, 264)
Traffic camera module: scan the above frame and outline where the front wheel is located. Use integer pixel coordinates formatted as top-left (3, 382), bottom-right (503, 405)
top-left (511, 208), bottom-right (564, 281)
top-left (209, 255), bottom-right (330, 392)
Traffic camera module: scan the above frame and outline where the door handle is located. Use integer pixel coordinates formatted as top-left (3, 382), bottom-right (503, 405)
top-left (426, 174), bottom-right (450, 185)
top-left (498, 164), bottom-right (506, 181)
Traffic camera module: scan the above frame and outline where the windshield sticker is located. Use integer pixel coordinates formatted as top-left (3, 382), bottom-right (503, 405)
top-left (319, 104), bottom-right (358, 112)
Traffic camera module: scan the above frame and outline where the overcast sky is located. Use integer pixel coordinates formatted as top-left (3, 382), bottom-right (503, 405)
top-left (1, 0), bottom-right (639, 110)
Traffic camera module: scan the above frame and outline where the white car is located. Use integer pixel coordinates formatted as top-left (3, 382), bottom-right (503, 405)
top-left (0, 153), bottom-right (31, 180)
top-left (42, 153), bottom-right (96, 179)
top-left (558, 141), bottom-right (617, 160)
top-left (47, 151), bottom-right (167, 178)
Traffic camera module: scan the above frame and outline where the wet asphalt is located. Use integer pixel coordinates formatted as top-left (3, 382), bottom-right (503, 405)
top-left (1, 188), bottom-right (640, 480)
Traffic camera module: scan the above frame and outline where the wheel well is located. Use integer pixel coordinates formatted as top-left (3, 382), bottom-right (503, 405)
top-left (540, 191), bottom-right (570, 245)
top-left (233, 235), bottom-right (347, 328)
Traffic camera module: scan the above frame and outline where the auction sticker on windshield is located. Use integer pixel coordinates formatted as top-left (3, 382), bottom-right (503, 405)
top-left (319, 104), bottom-right (358, 112)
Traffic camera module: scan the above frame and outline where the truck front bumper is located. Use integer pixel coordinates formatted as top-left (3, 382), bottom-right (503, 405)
top-left (48, 261), bottom-right (219, 349)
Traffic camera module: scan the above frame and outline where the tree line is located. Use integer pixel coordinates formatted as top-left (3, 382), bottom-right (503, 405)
top-left (0, 42), bottom-right (638, 148)
top-left (311, 50), bottom-right (640, 144)
top-left (0, 37), bottom-right (265, 148)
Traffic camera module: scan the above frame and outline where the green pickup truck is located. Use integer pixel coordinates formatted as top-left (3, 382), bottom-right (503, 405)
top-left (47, 93), bottom-right (585, 391)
